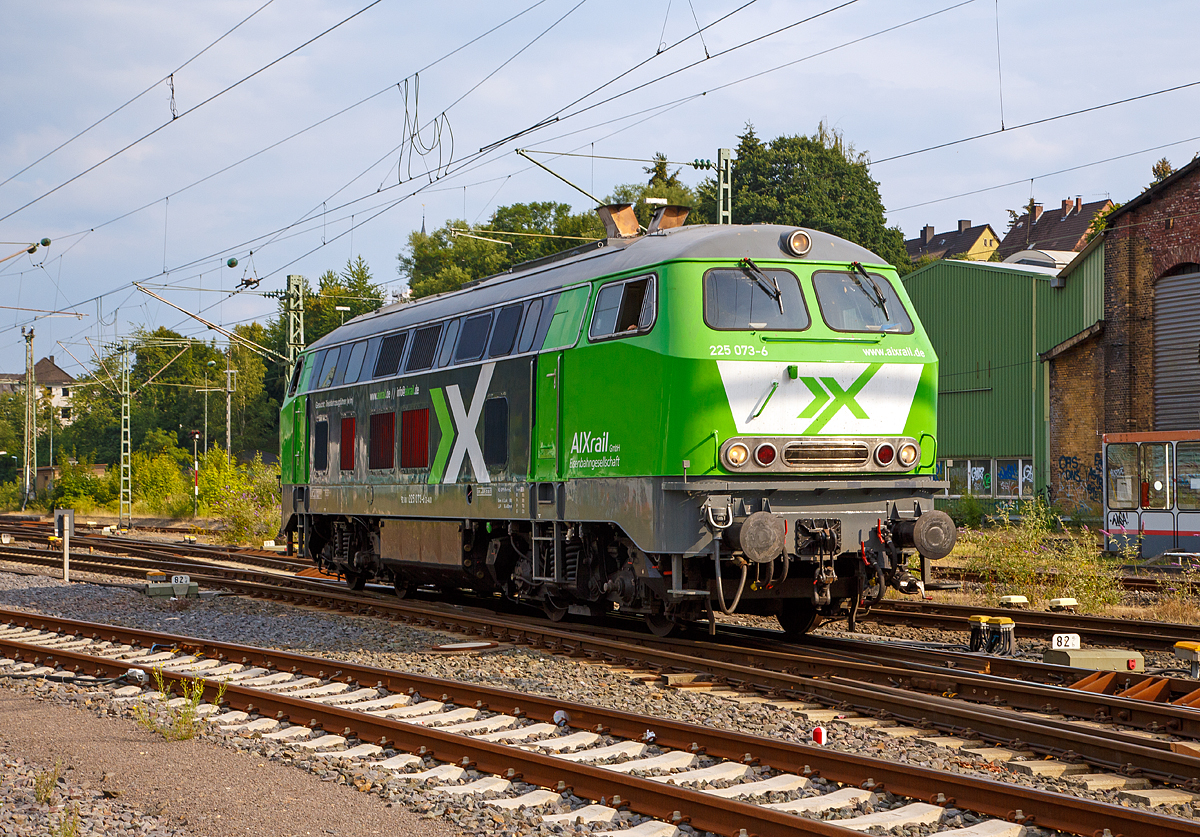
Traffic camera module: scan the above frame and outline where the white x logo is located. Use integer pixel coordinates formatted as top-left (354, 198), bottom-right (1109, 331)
top-left (442, 362), bottom-right (495, 484)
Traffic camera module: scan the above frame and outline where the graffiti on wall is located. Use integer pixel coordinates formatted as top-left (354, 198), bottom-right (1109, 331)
top-left (1054, 452), bottom-right (1103, 511)
top-left (968, 464), bottom-right (990, 494)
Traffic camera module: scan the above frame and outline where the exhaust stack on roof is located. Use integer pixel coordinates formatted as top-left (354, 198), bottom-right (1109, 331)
top-left (596, 204), bottom-right (640, 240)
top-left (647, 205), bottom-right (689, 234)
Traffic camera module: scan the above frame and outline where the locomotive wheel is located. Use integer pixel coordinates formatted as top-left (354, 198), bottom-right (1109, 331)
top-left (543, 595), bottom-right (569, 622)
top-left (645, 613), bottom-right (677, 637)
top-left (776, 598), bottom-right (818, 637)
top-left (343, 570), bottom-right (367, 591)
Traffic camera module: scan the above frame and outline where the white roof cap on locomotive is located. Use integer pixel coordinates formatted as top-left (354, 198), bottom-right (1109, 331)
top-left (309, 216), bottom-right (890, 351)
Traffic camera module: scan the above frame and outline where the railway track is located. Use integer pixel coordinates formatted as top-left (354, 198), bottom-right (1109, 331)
top-left (2, 610), bottom-right (1197, 836)
top-left (863, 600), bottom-right (1198, 650)
top-left (2, 534), bottom-right (1199, 794)
top-left (2, 532), bottom-right (1200, 791)
top-left (932, 565), bottom-right (1200, 595)
top-left (0, 519), bottom-right (303, 572)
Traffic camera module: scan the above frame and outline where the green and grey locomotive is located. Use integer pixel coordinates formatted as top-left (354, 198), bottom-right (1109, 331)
top-left (279, 205), bottom-right (955, 636)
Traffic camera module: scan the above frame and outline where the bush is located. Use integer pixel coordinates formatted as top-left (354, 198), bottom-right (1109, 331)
top-left (0, 480), bottom-right (21, 511)
top-left (131, 452), bottom-right (188, 516)
top-left (209, 454), bottom-right (280, 545)
top-left (50, 454), bottom-right (115, 514)
top-left (946, 492), bottom-right (985, 528)
top-left (961, 497), bottom-right (1121, 611)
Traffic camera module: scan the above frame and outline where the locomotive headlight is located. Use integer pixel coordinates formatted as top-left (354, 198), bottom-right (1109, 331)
top-left (726, 443), bottom-right (750, 467)
top-left (754, 443), bottom-right (777, 466)
top-left (897, 442), bottom-right (919, 468)
top-left (874, 443), bottom-right (895, 466)
top-left (783, 229), bottom-right (812, 257)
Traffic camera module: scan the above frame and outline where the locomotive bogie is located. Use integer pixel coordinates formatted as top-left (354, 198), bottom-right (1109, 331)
top-left (281, 220), bottom-right (953, 635)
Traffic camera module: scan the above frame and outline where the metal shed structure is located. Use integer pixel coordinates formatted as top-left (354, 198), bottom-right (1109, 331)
top-left (903, 245), bottom-right (1103, 504)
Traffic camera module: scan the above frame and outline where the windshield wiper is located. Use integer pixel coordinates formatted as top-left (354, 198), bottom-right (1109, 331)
top-left (850, 261), bottom-right (891, 322)
top-left (740, 257), bottom-right (784, 315)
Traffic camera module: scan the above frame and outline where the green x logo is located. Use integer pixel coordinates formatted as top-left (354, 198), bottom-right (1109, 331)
top-left (797, 363), bottom-right (882, 434)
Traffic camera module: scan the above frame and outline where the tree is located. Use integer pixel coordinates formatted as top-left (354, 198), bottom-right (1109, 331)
top-left (264, 256), bottom-right (386, 410)
top-left (397, 202), bottom-right (604, 299)
top-left (695, 122), bottom-right (912, 273)
top-left (608, 152), bottom-right (699, 228)
top-left (1085, 202), bottom-right (1123, 243)
top-left (645, 152), bottom-right (682, 189)
top-left (304, 256), bottom-right (386, 346)
top-left (1151, 157), bottom-right (1174, 185)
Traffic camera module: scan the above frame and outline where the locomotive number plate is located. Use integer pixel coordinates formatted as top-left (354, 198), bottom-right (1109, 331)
top-left (710, 344), bottom-right (769, 357)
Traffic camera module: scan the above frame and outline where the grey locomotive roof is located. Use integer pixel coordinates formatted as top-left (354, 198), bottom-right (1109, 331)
top-left (309, 224), bottom-right (886, 351)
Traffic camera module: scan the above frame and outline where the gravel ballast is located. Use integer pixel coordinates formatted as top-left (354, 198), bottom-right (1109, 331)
top-left (1, 569), bottom-right (1196, 835)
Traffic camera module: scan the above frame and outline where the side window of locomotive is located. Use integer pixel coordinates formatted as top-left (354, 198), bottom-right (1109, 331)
top-left (483, 398), bottom-right (508, 467)
top-left (313, 420), bottom-right (329, 471)
top-left (437, 319), bottom-right (461, 368)
top-left (812, 270), bottom-right (913, 334)
top-left (340, 341), bottom-right (369, 386)
top-left (455, 313), bottom-right (493, 363)
top-left (517, 299), bottom-right (543, 353)
top-left (353, 336), bottom-right (383, 385)
top-left (339, 417), bottom-right (356, 471)
top-left (541, 287), bottom-right (589, 350)
top-left (488, 304), bottom-right (523, 358)
top-left (704, 267), bottom-right (808, 331)
top-left (372, 332), bottom-right (407, 379)
top-left (287, 357), bottom-right (305, 397)
top-left (405, 324), bottom-right (442, 372)
top-left (400, 408), bottom-right (430, 468)
top-left (303, 350), bottom-right (326, 392)
top-left (589, 276), bottom-right (655, 341)
top-left (368, 412), bottom-right (395, 470)
top-left (331, 343), bottom-right (363, 388)
top-left (315, 347), bottom-right (342, 389)
top-left (1106, 443), bottom-right (1138, 510)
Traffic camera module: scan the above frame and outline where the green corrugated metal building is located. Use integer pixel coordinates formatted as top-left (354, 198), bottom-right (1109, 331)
top-left (902, 239), bottom-right (1104, 501)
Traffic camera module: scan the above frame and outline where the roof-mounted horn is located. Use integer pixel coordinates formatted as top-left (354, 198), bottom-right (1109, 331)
top-left (646, 205), bottom-right (690, 234)
top-left (596, 204), bottom-right (640, 241)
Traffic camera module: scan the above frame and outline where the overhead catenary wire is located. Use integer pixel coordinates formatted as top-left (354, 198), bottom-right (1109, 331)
top-left (9, 0), bottom-right (947, 326)
top-left (888, 132), bottom-right (1200, 212)
top-left (486, 0), bottom-right (862, 152)
top-left (255, 1), bottom-right (595, 264)
top-left (56, 0), bottom-right (560, 245)
top-left (0, 0), bottom-right (386, 225)
top-left (872, 78), bottom-right (1200, 166)
top-left (516, 149), bottom-right (706, 167)
top-left (11, 2), bottom-right (1200, 369)
top-left (0, 0), bottom-right (277, 191)
top-left (993, 0), bottom-right (1005, 130)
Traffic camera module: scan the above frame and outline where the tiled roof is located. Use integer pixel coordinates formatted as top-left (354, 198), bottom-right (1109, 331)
top-left (0, 357), bottom-right (76, 386)
top-left (996, 198), bottom-right (1112, 260)
top-left (33, 357), bottom-right (74, 385)
top-left (905, 223), bottom-right (998, 261)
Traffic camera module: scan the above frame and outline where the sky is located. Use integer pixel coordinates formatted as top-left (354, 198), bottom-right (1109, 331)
top-left (0, 0), bottom-right (1197, 376)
